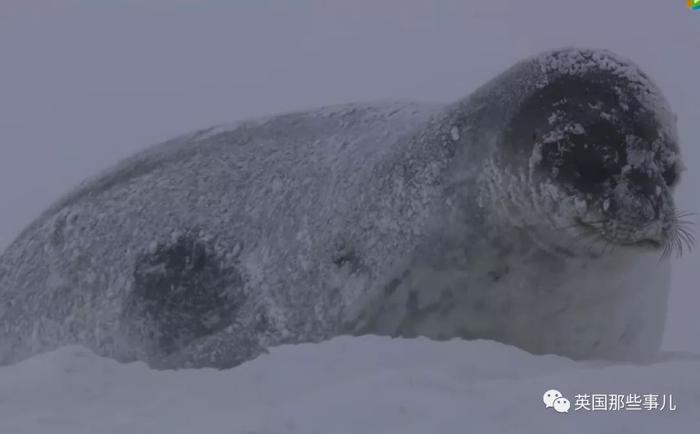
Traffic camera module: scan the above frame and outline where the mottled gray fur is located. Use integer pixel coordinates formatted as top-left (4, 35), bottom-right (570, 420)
top-left (0, 48), bottom-right (683, 368)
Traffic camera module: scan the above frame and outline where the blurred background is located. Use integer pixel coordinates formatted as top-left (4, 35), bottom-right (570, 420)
top-left (1, 0), bottom-right (698, 352)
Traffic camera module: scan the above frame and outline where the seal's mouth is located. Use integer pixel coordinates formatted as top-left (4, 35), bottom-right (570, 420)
top-left (574, 218), bottom-right (664, 251)
top-left (618, 238), bottom-right (663, 250)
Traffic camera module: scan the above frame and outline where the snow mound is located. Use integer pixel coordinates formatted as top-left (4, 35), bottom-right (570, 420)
top-left (1, 337), bottom-right (698, 434)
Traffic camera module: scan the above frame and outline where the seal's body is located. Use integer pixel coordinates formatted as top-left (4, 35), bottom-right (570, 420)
top-left (0, 48), bottom-right (685, 368)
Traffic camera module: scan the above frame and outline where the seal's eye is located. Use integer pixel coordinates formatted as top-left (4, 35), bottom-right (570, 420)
top-left (662, 166), bottom-right (678, 187)
top-left (576, 161), bottom-right (610, 185)
top-left (569, 143), bottom-right (612, 188)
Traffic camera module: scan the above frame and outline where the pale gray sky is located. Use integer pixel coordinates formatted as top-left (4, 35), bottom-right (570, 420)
top-left (1, 0), bottom-right (698, 351)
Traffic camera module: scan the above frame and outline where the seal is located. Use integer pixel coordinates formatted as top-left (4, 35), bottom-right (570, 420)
top-left (0, 48), bottom-right (691, 369)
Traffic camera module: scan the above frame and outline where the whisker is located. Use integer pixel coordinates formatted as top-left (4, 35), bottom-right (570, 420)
top-left (676, 228), bottom-right (696, 252)
top-left (661, 237), bottom-right (679, 260)
top-left (675, 210), bottom-right (698, 219)
top-left (673, 233), bottom-right (685, 258)
top-left (660, 242), bottom-right (672, 260)
top-left (676, 226), bottom-right (695, 239)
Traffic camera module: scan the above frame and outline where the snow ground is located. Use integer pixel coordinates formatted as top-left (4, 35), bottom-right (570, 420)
top-left (1, 337), bottom-right (698, 434)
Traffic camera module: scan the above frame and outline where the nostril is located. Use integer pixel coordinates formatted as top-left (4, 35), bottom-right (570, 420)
top-left (625, 169), bottom-right (659, 197)
top-left (662, 166), bottom-right (678, 187)
top-left (641, 196), bottom-right (657, 221)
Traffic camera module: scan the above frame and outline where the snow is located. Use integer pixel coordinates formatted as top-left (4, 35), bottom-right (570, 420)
top-left (1, 1), bottom-right (699, 433)
top-left (450, 126), bottom-right (460, 141)
top-left (1, 337), bottom-right (698, 434)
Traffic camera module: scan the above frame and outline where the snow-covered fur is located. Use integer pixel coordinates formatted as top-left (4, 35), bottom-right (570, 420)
top-left (0, 48), bottom-right (682, 368)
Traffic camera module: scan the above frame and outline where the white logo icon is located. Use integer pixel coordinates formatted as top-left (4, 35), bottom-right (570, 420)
top-left (543, 389), bottom-right (563, 408)
top-left (553, 397), bottom-right (571, 413)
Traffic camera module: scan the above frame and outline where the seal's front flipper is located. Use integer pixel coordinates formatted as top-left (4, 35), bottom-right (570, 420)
top-left (151, 323), bottom-right (269, 370)
top-left (120, 229), bottom-right (256, 368)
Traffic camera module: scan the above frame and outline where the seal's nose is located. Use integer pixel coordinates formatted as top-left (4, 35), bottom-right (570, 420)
top-left (631, 195), bottom-right (658, 224)
top-left (608, 168), bottom-right (673, 245)
top-left (625, 168), bottom-right (659, 199)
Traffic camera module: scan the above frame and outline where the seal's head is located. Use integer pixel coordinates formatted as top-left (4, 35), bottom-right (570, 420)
top-left (483, 48), bottom-right (693, 258)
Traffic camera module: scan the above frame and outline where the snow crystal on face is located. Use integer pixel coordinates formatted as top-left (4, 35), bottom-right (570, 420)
top-left (539, 122), bottom-right (585, 147)
top-left (541, 129), bottom-right (563, 144)
top-left (547, 111), bottom-right (561, 125)
top-left (568, 123), bottom-right (585, 135)
top-left (529, 142), bottom-right (543, 172)
top-left (450, 126), bottom-right (460, 141)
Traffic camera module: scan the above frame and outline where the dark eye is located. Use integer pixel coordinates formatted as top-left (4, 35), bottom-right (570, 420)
top-left (576, 161), bottom-right (610, 185)
top-left (663, 166), bottom-right (678, 187)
